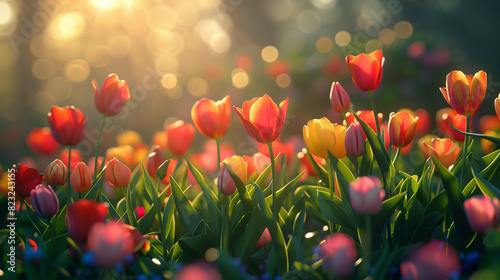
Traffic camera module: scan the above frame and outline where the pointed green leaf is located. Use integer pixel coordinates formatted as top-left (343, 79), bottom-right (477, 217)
top-left (186, 160), bottom-right (218, 204)
top-left (472, 168), bottom-right (500, 199)
top-left (223, 162), bottom-right (253, 212)
top-left (169, 175), bottom-right (205, 235)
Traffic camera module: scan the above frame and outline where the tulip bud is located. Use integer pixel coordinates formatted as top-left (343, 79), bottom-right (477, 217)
top-left (349, 176), bottom-right (385, 215)
top-left (166, 121), bottom-right (196, 157)
top-left (330, 82), bottom-right (351, 113)
top-left (105, 157), bottom-right (131, 187)
top-left (255, 228), bottom-right (272, 248)
top-left (319, 233), bottom-right (357, 278)
top-left (66, 199), bottom-right (108, 243)
top-left (346, 50), bottom-right (384, 92)
top-left (30, 184), bottom-right (59, 218)
top-left (93, 74), bottom-right (130, 116)
top-left (47, 106), bottom-right (87, 146)
top-left (217, 164), bottom-right (236, 196)
top-left (70, 162), bottom-right (92, 192)
top-left (425, 138), bottom-right (461, 169)
top-left (44, 159), bottom-right (67, 186)
top-left (464, 195), bottom-right (500, 233)
top-left (88, 222), bottom-right (134, 268)
top-left (388, 111), bottom-right (419, 148)
top-left (134, 206), bottom-right (145, 220)
top-left (345, 123), bottom-right (364, 157)
top-left (146, 145), bottom-right (167, 179)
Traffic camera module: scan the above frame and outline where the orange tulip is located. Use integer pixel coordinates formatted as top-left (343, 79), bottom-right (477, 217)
top-left (191, 96), bottom-right (231, 139)
top-left (47, 106), bottom-right (87, 146)
top-left (440, 70), bottom-right (487, 116)
top-left (415, 109), bottom-right (431, 136)
top-left (146, 145), bottom-right (167, 179)
top-left (436, 108), bottom-right (466, 142)
top-left (105, 157), bottom-right (131, 187)
top-left (234, 94), bottom-right (289, 144)
top-left (93, 73), bottom-right (130, 116)
top-left (425, 138), bottom-right (461, 169)
top-left (26, 127), bottom-right (60, 155)
top-left (388, 111), bottom-right (419, 148)
top-left (479, 115), bottom-right (500, 134)
top-left (495, 94), bottom-right (500, 121)
top-left (346, 50), bottom-right (384, 92)
top-left (330, 82), bottom-right (350, 113)
top-left (70, 162), bottom-right (92, 192)
top-left (166, 121), bottom-right (196, 157)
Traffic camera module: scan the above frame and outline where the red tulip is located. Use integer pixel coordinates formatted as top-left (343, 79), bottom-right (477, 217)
top-left (464, 195), bottom-right (500, 233)
top-left (47, 106), bottom-right (87, 146)
top-left (93, 73), bottom-right (130, 116)
top-left (26, 127), bottom-right (60, 155)
top-left (234, 94), bottom-right (289, 144)
top-left (349, 176), bottom-right (385, 215)
top-left (345, 123), bottom-right (364, 157)
top-left (425, 138), bottom-right (461, 169)
top-left (400, 240), bottom-right (460, 280)
top-left (30, 184), bottom-right (59, 218)
top-left (44, 159), bottom-right (67, 186)
top-left (440, 70), bottom-right (487, 116)
top-left (66, 199), bottom-right (108, 243)
top-left (191, 96), bottom-right (231, 139)
top-left (479, 115), bottom-right (500, 134)
top-left (346, 50), bottom-right (384, 92)
top-left (146, 145), bottom-right (167, 179)
top-left (388, 111), bottom-right (419, 148)
top-left (346, 110), bottom-right (383, 139)
top-left (166, 121), bottom-right (196, 157)
top-left (88, 222), bottom-right (134, 268)
top-left (415, 109), bottom-right (431, 136)
top-left (436, 108), bottom-right (466, 142)
top-left (161, 158), bottom-right (177, 186)
top-left (134, 206), bottom-right (145, 220)
top-left (152, 131), bottom-right (168, 151)
top-left (70, 162), bottom-right (92, 193)
top-left (59, 149), bottom-right (83, 172)
top-left (105, 157), bottom-right (131, 187)
top-left (319, 233), bottom-right (357, 278)
top-left (15, 164), bottom-right (43, 198)
top-left (330, 82), bottom-right (351, 113)
top-left (255, 228), bottom-right (272, 248)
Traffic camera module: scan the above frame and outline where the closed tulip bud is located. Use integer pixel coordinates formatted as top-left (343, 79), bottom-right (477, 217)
top-left (93, 74), bottom-right (130, 116)
top-left (167, 121), bottom-right (196, 157)
top-left (464, 195), bottom-right (500, 233)
top-left (146, 145), bottom-right (167, 179)
top-left (30, 184), bottom-right (59, 218)
top-left (47, 106), bottom-right (87, 146)
top-left (70, 162), bottom-right (92, 192)
top-left (105, 157), bottom-right (131, 187)
top-left (303, 118), bottom-right (336, 159)
top-left (440, 70), bottom-right (487, 116)
top-left (345, 110), bottom-right (383, 138)
top-left (346, 50), bottom-right (384, 92)
top-left (255, 228), bottom-right (272, 248)
top-left (191, 96), bottom-right (231, 139)
top-left (425, 138), bottom-right (461, 169)
top-left (319, 233), bottom-right (357, 278)
top-left (134, 206), bottom-right (145, 220)
top-left (330, 82), bottom-right (350, 113)
top-left (88, 222), bottom-right (134, 268)
top-left (15, 164), bottom-right (43, 198)
top-left (44, 159), bottom-right (67, 186)
top-left (400, 240), bottom-right (461, 280)
top-left (345, 123), bottom-right (364, 157)
top-left (66, 199), bottom-right (108, 243)
top-left (349, 176), bottom-right (385, 215)
top-left (218, 156), bottom-right (248, 195)
top-left (26, 127), bottom-right (60, 155)
top-left (388, 111), bottom-right (419, 148)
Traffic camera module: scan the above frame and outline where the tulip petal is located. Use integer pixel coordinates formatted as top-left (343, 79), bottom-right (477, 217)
top-left (234, 106), bottom-right (264, 143)
top-left (249, 94), bottom-right (279, 142)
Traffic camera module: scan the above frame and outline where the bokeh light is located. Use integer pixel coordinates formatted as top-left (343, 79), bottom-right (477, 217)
top-left (335, 31), bottom-right (351, 47)
top-left (261, 46), bottom-right (279, 63)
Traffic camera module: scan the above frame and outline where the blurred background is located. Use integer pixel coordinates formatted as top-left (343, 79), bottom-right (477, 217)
top-left (1, 0), bottom-right (500, 169)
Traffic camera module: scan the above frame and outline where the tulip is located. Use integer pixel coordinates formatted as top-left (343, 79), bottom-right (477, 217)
top-left (174, 262), bottom-right (222, 280)
top-left (70, 162), bottom-right (92, 192)
top-left (15, 164), bottom-right (43, 198)
top-left (134, 206), bottom-right (145, 220)
top-left (161, 159), bottom-right (177, 186)
top-left (93, 73), bottom-right (130, 116)
top-left (255, 228), bottom-right (272, 248)
top-left (400, 240), bottom-right (460, 280)
top-left (234, 94), bottom-right (289, 144)
top-left (88, 222), bottom-right (134, 268)
top-left (121, 224), bottom-right (150, 253)
top-left (495, 94), bottom-right (500, 121)
top-left (303, 118), bottom-right (336, 159)
top-left (440, 70), bottom-right (487, 116)
top-left (47, 106), bottom-right (87, 146)
top-left (481, 131), bottom-right (499, 154)
top-left (349, 176), bottom-right (385, 215)
top-left (26, 127), bottom-right (60, 155)
top-left (346, 50), bottom-right (384, 92)
top-left (464, 195), bottom-right (500, 233)
top-left (152, 131), bottom-right (168, 151)
top-left (146, 145), bottom-right (167, 179)
top-left (191, 96), bottom-right (231, 139)
top-left (319, 233), bottom-right (357, 278)
top-left (105, 157), bottom-right (131, 187)
top-left (166, 120), bottom-right (196, 157)
top-left (66, 199), bottom-right (108, 243)
top-left (415, 109), bottom-right (431, 136)
top-left (436, 108), bottom-right (466, 142)
top-left (30, 184), bottom-right (59, 218)
top-left (388, 111), bottom-right (419, 148)
top-left (106, 145), bottom-right (135, 169)
top-left (59, 149), bottom-right (83, 172)
top-left (345, 123), bottom-right (364, 157)
top-left (44, 159), bottom-right (67, 186)
top-left (116, 130), bottom-right (143, 148)
top-left (425, 138), bottom-right (461, 169)
top-left (330, 82), bottom-right (350, 113)
top-left (217, 156), bottom-right (248, 195)
top-left (346, 110), bottom-right (383, 138)
top-left (332, 124), bottom-right (347, 158)
top-left (417, 134), bottom-right (437, 158)
top-left (479, 115), bottom-right (500, 134)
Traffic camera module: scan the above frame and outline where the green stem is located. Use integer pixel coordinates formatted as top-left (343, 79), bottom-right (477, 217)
top-left (367, 91), bottom-right (381, 136)
top-left (216, 138), bottom-right (222, 206)
top-left (361, 215), bottom-right (372, 274)
top-left (392, 147), bottom-right (401, 166)
top-left (268, 142), bottom-right (277, 219)
top-left (67, 147), bottom-right (72, 205)
top-left (155, 177), bottom-right (167, 259)
top-left (460, 116), bottom-right (471, 190)
top-left (342, 112), bottom-right (349, 126)
top-left (427, 165), bottom-right (435, 202)
top-left (94, 116), bottom-right (107, 178)
top-left (47, 218), bottom-right (55, 240)
top-left (327, 159), bottom-right (335, 201)
top-left (353, 156), bottom-right (359, 177)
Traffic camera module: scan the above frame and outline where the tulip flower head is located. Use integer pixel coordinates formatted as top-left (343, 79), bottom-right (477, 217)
top-left (47, 106), bottom-right (87, 146)
top-left (30, 184), bottom-right (59, 218)
top-left (70, 162), bottom-right (92, 193)
top-left (349, 176), bottom-right (385, 215)
top-left (146, 145), bottom-right (167, 179)
top-left (345, 123), bottom-right (364, 157)
top-left (66, 199), bottom-right (108, 243)
top-left (116, 130), bottom-right (143, 148)
top-left (60, 149), bottom-right (83, 172)
top-left (217, 156), bottom-right (248, 196)
top-left (415, 109), bottom-right (431, 136)
top-left (44, 159), bottom-right (67, 186)
top-left (303, 117), bottom-right (338, 159)
top-left (388, 111), bottom-right (419, 148)
top-left (425, 138), bottom-right (461, 169)
top-left (495, 94), bottom-right (500, 121)
top-left (26, 127), bottom-right (60, 155)
top-left (88, 222), bottom-right (134, 268)
top-left (93, 73), bottom-right (130, 116)
top-left (346, 110), bottom-right (383, 138)
top-left (436, 108), bottom-right (466, 142)
top-left (346, 50), bottom-right (384, 92)
top-left (440, 70), bottom-right (487, 116)
top-left (234, 94), bottom-right (289, 144)
top-left (464, 195), bottom-right (500, 233)
top-left (330, 82), bottom-right (350, 113)
top-left (191, 96), bottom-right (231, 139)
top-left (174, 262), bottom-right (222, 280)
top-left (15, 164), bottom-right (43, 198)
top-left (105, 157), bottom-right (131, 187)
top-left (166, 121), bottom-right (196, 157)
top-left (255, 228), bottom-right (272, 248)
top-left (319, 233), bottom-right (357, 278)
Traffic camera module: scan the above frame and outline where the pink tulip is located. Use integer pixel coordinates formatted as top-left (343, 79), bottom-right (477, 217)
top-left (345, 123), bottom-right (364, 157)
top-left (70, 162), bottom-right (92, 192)
top-left (464, 195), bottom-right (500, 233)
top-left (88, 222), bottom-right (134, 268)
top-left (30, 184), bottom-right (59, 218)
top-left (319, 233), bottom-right (357, 278)
top-left (330, 82), bottom-right (351, 113)
top-left (349, 176), bottom-right (385, 215)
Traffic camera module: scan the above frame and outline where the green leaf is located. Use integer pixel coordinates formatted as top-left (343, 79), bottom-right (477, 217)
top-left (410, 211), bottom-right (444, 244)
top-left (84, 176), bottom-right (103, 200)
top-left (359, 140), bottom-right (373, 176)
top-left (186, 160), bottom-right (218, 204)
top-left (264, 171), bottom-right (305, 213)
top-left (316, 194), bottom-right (356, 230)
top-left (138, 203), bottom-right (157, 234)
top-left (163, 195), bottom-right (176, 248)
top-left (472, 168), bottom-right (500, 199)
top-left (101, 194), bottom-right (119, 219)
top-left (169, 175), bottom-right (205, 235)
top-left (255, 154), bottom-right (280, 188)
top-left (223, 162), bottom-right (253, 212)
top-left (373, 192), bottom-right (406, 230)
top-left (24, 199), bottom-right (47, 235)
top-left (178, 233), bottom-right (210, 259)
top-left (234, 209), bottom-right (266, 260)
top-left (464, 150), bottom-right (500, 198)
top-left (449, 122), bottom-right (500, 145)
top-left (305, 148), bottom-right (328, 184)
